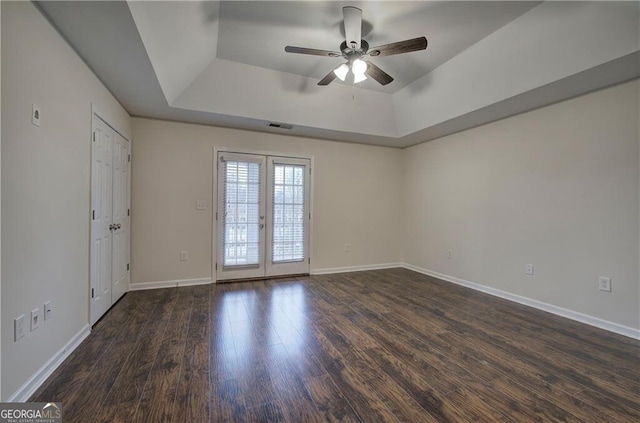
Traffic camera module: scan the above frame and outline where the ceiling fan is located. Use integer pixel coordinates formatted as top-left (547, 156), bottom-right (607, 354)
top-left (284, 6), bottom-right (427, 86)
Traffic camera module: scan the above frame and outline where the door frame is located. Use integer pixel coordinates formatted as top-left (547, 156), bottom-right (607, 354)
top-left (212, 147), bottom-right (314, 283)
top-left (90, 106), bottom-right (131, 324)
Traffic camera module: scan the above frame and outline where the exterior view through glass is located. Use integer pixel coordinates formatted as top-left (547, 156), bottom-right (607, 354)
top-left (223, 161), bottom-right (261, 266)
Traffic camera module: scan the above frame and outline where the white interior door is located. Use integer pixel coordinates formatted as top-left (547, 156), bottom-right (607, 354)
top-left (90, 114), bottom-right (130, 324)
top-left (90, 118), bottom-right (113, 324)
top-left (216, 152), bottom-right (310, 281)
top-left (111, 131), bottom-right (130, 303)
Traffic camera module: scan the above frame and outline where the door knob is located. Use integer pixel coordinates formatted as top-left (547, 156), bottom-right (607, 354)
top-left (116, 223), bottom-right (122, 230)
top-left (109, 224), bottom-right (115, 231)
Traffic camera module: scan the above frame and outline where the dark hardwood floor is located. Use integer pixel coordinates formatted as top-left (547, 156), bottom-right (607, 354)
top-left (31, 268), bottom-right (640, 422)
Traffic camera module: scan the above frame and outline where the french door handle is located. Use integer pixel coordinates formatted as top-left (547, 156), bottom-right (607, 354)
top-left (260, 224), bottom-right (265, 230)
top-left (109, 224), bottom-right (115, 231)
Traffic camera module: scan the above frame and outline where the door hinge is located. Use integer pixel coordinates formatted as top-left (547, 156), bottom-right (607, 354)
top-left (127, 263), bottom-right (130, 271)
top-left (309, 212), bottom-right (311, 220)
top-left (308, 257), bottom-right (311, 264)
top-left (215, 211), bottom-right (218, 220)
top-left (127, 208), bottom-right (130, 216)
top-left (215, 263), bottom-right (218, 270)
top-left (92, 210), bottom-right (95, 220)
top-left (91, 288), bottom-right (95, 298)
top-left (92, 131), bottom-right (96, 142)
top-left (128, 154), bottom-right (131, 163)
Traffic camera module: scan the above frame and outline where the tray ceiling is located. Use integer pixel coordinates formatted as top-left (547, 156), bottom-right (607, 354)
top-left (37, 1), bottom-right (640, 147)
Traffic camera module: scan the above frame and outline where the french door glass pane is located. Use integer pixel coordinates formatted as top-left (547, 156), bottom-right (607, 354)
top-left (223, 161), bottom-right (261, 266)
top-left (272, 164), bottom-right (305, 263)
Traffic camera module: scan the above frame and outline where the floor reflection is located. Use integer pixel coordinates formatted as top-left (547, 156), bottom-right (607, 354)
top-left (212, 290), bottom-right (248, 377)
top-left (270, 283), bottom-right (306, 356)
top-left (212, 282), bottom-right (311, 380)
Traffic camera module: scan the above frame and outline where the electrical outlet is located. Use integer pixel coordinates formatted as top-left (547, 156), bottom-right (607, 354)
top-left (196, 200), bottom-right (206, 210)
top-left (345, 243), bottom-right (351, 253)
top-left (44, 301), bottom-right (52, 321)
top-left (447, 250), bottom-right (453, 259)
top-left (525, 264), bottom-right (534, 276)
top-left (599, 277), bottom-right (612, 292)
top-left (180, 251), bottom-right (188, 261)
top-left (31, 308), bottom-right (40, 331)
top-left (14, 315), bottom-right (25, 341)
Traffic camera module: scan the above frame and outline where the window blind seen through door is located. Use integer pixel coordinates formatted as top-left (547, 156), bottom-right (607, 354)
top-left (223, 160), bottom-right (261, 266)
top-left (272, 163), bottom-right (305, 263)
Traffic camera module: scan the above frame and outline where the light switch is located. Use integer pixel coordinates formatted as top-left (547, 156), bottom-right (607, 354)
top-left (44, 301), bottom-right (52, 321)
top-left (32, 104), bottom-right (41, 127)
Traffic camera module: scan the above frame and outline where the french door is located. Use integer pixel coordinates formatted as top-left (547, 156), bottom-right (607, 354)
top-left (216, 152), bottom-right (310, 281)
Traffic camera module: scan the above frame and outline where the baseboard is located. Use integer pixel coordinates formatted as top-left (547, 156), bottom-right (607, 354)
top-left (131, 266), bottom-right (404, 287)
top-left (129, 277), bottom-right (212, 291)
top-left (311, 262), bottom-right (403, 276)
top-left (7, 324), bottom-right (91, 402)
top-left (402, 263), bottom-right (640, 340)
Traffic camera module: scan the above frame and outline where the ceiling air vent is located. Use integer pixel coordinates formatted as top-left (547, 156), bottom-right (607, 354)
top-left (268, 122), bottom-right (293, 130)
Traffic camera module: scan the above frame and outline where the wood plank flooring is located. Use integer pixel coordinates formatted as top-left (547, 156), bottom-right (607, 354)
top-left (31, 268), bottom-right (640, 422)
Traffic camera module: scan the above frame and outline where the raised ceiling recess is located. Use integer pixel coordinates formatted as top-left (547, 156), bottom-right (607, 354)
top-left (37, 1), bottom-right (640, 147)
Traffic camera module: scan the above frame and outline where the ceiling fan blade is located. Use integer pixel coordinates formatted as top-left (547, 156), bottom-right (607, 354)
top-left (318, 70), bottom-right (337, 86)
top-left (368, 36), bottom-right (427, 57)
top-left (365, 61), bottom-right (394, 86)
top-left (343, 6), bottom-right (362, 49)
top-left (285, 46), bottom-right (341, 57)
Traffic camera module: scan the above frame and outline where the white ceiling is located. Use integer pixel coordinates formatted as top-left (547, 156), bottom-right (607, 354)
top-left (37, 1), bottom-right (640, 147)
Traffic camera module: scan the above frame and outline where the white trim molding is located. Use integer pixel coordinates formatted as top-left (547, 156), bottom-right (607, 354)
top-left (7, 324), bottom-right (91, 402)
top-left (402, 263), bottom-right (640, 340)
top-left (129, 278), bottom-right (212, 291)
top-left (311, 262), bottom-right (403, 276)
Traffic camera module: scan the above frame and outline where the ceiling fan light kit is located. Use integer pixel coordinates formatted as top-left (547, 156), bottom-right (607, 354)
top-left (352, 59), bottom-right (367, 78)
top-left (284, 6), bottom-right (428, 87)
top-left (353, 71), bottom-right (367, 84)
top-left (333, 59), bottom-right (367, 82)
top-left (334, 63), bottom-right (349, 81)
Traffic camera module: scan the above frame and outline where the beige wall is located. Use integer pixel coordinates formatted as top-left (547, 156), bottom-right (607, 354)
top-left (403, 79), bottom-right (640, 330)
top-left (130, 118), bottom-right (403, 284)
top-left (1, 2), bottom-right (130, 398)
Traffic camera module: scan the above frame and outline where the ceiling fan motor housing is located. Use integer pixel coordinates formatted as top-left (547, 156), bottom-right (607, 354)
top-left (340, 40), bottom-right (369, 61)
